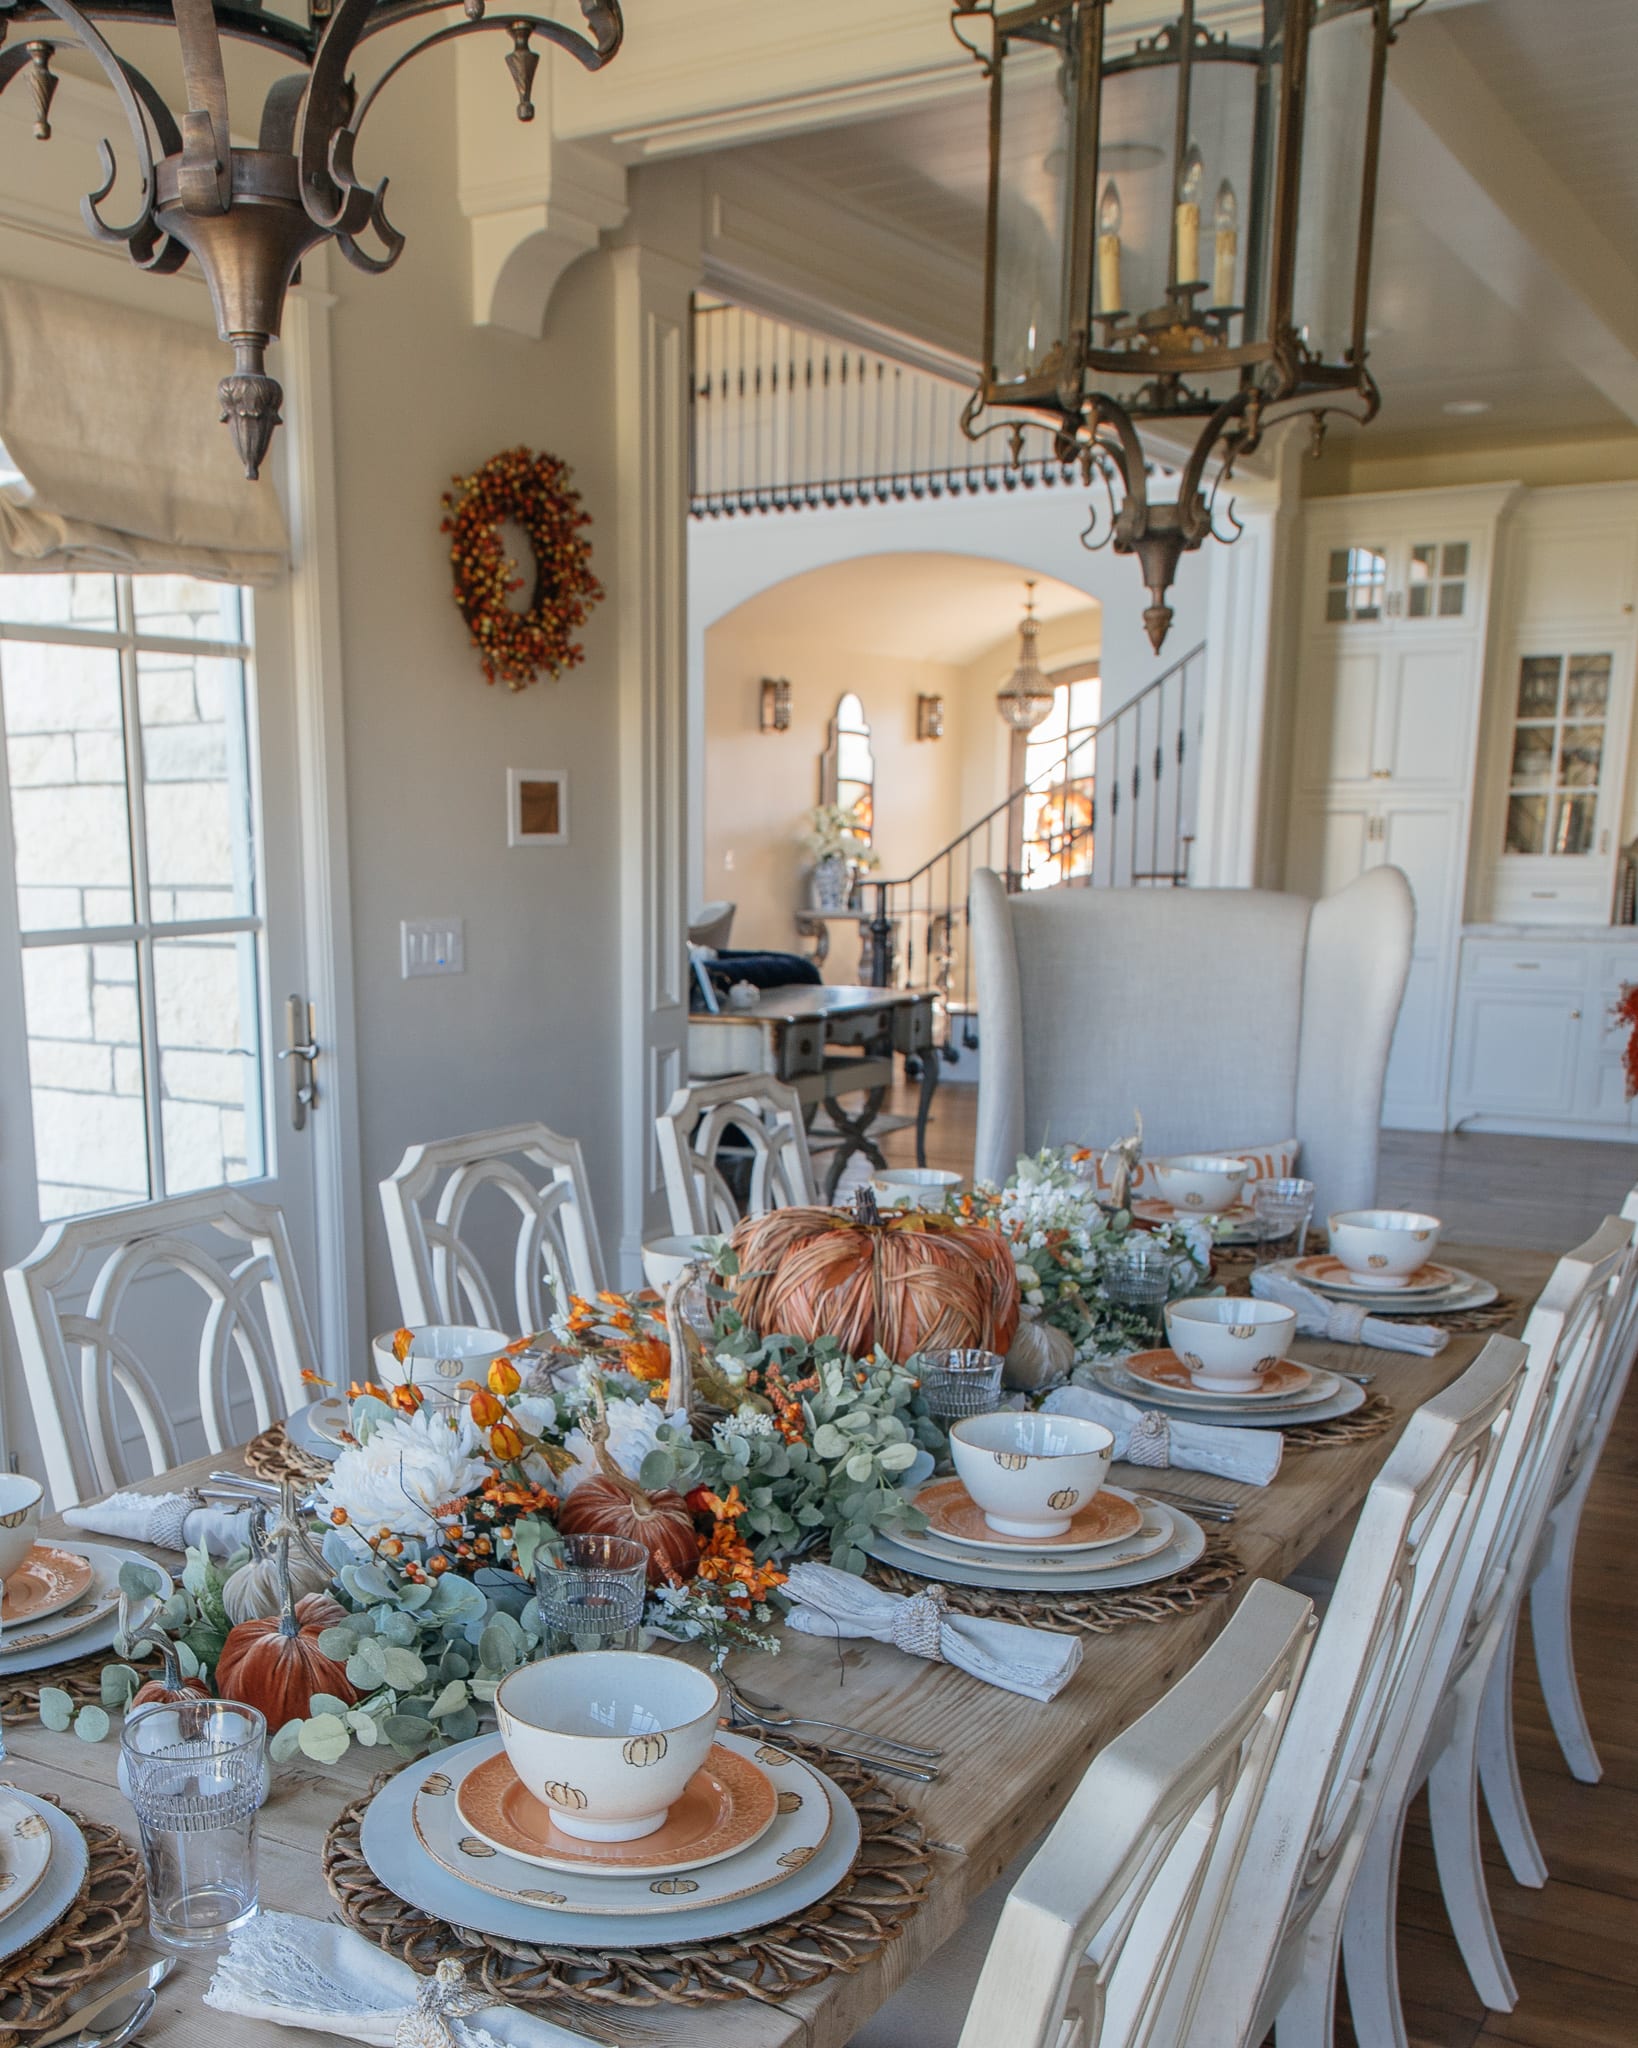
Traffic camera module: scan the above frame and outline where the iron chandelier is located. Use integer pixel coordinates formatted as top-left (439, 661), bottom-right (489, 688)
top-left (952, 0), bottom-right (1418, 651)
top-left (0, 0), bottom-right (624, 479)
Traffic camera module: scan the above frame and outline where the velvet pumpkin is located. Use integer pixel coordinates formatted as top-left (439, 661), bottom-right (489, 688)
top-left (553, 1378), bottom-right (699, 1586)
top-left (130, 1635), bottom-right (212, 1709)
top-left (730, 1196), bottom-right (1019, 1364)
top-left (222, 1494), bottom-right (331, 1625)
top-left (216, 1530), bottom-right (358, 1728)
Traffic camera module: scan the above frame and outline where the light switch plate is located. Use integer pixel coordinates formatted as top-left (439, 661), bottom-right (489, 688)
top-left (401, 918), bottom-right (465, 978)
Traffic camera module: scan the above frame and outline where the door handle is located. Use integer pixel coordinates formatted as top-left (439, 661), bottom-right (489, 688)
top-left (278, 994), bottom-right (319, 1131)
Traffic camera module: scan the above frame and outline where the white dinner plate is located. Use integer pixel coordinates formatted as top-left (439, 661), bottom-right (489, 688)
top-left (360, 1734), bottom-right (861, 1949)
top-left (1264, 1258), bottom-right (1498, 1316)
top-left (1090, 1363), bottom-right (1368, 1430)
top-left (887, 1495), bottom-right (1177, 1577)
top-left (0, 1792), bottom-right (53, 1927)
top-left (865, 1504), bottom-right (1207, 1594)
top-left (0, 1544), bottom-right (174, 1676)
top-left (421, 1732), bottom-right (831, 1914)
top-left (0, 1794), bottom-right (87, 1964)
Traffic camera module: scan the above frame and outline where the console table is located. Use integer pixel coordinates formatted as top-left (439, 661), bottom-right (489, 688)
top-left (687, 984), bottom-right (939, 1197)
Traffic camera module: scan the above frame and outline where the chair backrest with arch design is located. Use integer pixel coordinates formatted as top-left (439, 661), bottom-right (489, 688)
top-left (655, 1077), bottom-right (817, 1237)
top-left (955, 1579), bottom-right (1315, 2048)
top-left (3, 1189), bottom-right (318, 1510)
top-left (379, 1122), bottom-right (606, 1332)
top-left (1197, 1332), bottom-right (1530, 2048)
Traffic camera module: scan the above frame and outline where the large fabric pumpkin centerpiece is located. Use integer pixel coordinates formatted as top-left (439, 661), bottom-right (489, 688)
top-left (731, 1196), bottom-right (1019, 1363)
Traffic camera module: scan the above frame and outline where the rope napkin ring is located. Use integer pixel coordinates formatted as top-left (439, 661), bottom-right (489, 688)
top-left (1125, 1410), bottom-right (1172, 1467)
top-left (889, 1583), bottom-right (948, 1661)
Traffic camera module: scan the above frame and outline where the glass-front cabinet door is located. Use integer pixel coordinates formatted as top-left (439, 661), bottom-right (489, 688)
top-left (1489, 643), bottom-right (1632, 923)
top-left (1405, 539), bottom-right (1471, 622)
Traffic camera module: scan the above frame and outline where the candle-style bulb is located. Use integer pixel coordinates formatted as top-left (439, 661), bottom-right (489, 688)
top-left (1097, 178), bottom-right (1123, 315)
top-left (1212, 176), bottom-right (1240, 308)
top-left (1174, 143), bottom-right (1203, 287)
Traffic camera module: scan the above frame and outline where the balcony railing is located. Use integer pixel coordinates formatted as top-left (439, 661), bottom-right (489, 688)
top-left (691, 298), bottom-right (1079, 516)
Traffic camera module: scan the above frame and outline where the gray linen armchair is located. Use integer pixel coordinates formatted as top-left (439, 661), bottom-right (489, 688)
top-left (969, 866), bottom-right (1415, 1222)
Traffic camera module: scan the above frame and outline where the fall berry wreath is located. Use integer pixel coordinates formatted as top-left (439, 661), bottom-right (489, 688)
top-left (441, 447), bottom-right (604, 691)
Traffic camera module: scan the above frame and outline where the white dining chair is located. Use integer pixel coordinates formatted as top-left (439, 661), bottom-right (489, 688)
top-left (3, 1189), bottom-right (318, 1510)
top-left (1190, 1333), bottom-right (1529, 2048)
top-left (1521, 1181), bottom-right (1638, 1791)
top-left (968, 865), bottom-right (1414, 1220)
top-left (847, 1578), bottom-right (1314, 2048)
top-left (1335, 1214), bottom-right (1637, 2044)
top-left (655, 1076), bottom-right (817, 1236)
top-left (379, 1122), bottom-right (606, 1331)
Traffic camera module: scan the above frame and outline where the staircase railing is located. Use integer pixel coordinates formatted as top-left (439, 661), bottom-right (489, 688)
top-left (852, 644), bottom-right (1206, 1037)
top-left (691, 298), bottom-right (1079, 514)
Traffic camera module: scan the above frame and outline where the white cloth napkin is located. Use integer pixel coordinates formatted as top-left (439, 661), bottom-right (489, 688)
top-left (1041, 1383), bottom-right (1283, 1486)
top-left (63, 1491), bottom-right (250, 1557)
top-left (205, 1911), bottom-right (589, 2047)
top-left (1250, 1267), bottom-right (1450, 1356)
top-left (781, 1560), bottom-right (1081, 1702)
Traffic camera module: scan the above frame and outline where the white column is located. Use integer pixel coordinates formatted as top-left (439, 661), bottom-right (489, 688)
top-left (611, 197), bottom-right (700, 1275)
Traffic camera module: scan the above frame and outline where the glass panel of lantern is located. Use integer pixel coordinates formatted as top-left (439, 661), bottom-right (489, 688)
top-left (992, 9), bottom-right (1081, 388)
top-left (1084, 14), bottom-right (1267, 361)
top-left (1289, 0), bottom-right (1382, 367)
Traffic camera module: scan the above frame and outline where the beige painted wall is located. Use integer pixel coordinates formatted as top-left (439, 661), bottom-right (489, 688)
top-left (703, 628), bottom-right (967, 963)
top-left (1306, 428), bottom-right (1638, 499)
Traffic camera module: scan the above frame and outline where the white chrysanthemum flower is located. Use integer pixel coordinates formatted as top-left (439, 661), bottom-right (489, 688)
top-left (316, 1406), bottom-right (489, 1541)
top-left (557, 1397), bottom-right (666, 1496)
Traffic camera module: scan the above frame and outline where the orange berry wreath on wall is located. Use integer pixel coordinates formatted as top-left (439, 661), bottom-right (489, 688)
top-left (440, 447), bottom-right (604, 691)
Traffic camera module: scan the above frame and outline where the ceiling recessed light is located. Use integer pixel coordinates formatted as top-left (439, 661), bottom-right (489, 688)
top-left (1443, 399), bottom-right (1492, 417)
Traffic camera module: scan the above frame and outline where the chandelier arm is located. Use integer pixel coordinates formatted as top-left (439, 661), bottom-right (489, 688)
top-left (0, 0), bottom-right (316, 63)
top-left (948, 2), bottom-right (996, 75)
top-left (346, 11), bottom-right (620, 136)
top-left (295, 0), bottom-right (381, 236)
top-left (1174, 392), bottom-right (1251, 519)
top-left (172, 0), bottom-right (233, 214)
top-left (327, 139), bottom-right (403, 275)
top-left (1086, 399), bottom-right (1149, 525)
top-left (17, 0), bottom-right (167, 248)
top-left (353, 0), bottom-right (623, 67)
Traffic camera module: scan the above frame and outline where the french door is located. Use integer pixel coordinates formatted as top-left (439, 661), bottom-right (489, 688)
top-left (0, 569), bottom-right (327, 1473)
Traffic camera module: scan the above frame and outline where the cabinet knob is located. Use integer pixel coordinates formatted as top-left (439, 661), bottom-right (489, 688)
top-left (1571, 1009), bottom-right (1583, 1021)
top-left (1371, 769), bottom-right (1392, 780)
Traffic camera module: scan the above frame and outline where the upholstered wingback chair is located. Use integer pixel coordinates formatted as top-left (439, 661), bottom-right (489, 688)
top-left (970, 866), bottom-right (1415, 1222)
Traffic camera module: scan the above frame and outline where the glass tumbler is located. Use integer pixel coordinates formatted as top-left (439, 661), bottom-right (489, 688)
top-left (1103, 1237), bottom-right (1174, 1350)
top-left (121, 1699), bottom-right (267, 1950)
top-left (919, 1349), bottom-right (1006, 1421)
top-left (1251, 1177), bottom-right (1317, 1265)
top-left (535, 1534), bottom-right (650, 1653)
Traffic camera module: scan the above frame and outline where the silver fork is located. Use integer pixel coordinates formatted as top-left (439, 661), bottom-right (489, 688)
top-left (1130, 1487), bottom-right (1238, 1524)
top-left (725, 1680), bottom-right (945, 1762)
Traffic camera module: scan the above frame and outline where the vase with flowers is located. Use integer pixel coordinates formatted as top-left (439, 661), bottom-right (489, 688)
top-left (801, 803), bottom-right (878, 911)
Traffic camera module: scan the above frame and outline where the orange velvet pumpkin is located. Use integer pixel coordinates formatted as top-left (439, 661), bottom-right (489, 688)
top-left (730, 1201), bottom-right (1019, 1364)
top-left (553, 1377), bottom-right (699, 1587)
top-left (129, 1635), bottom-right (212, 1710)
top-left (216, 1582), bottom-right (358, 1729)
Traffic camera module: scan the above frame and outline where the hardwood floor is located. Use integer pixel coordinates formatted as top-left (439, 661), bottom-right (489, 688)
top-left (868, 1079), bottom-right (1638, 2045)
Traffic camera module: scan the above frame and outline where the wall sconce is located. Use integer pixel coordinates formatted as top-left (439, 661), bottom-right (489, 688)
top-left (760, 677), bottom-right (792, 732)
top-left (916, 693), bottom-right (945, 742)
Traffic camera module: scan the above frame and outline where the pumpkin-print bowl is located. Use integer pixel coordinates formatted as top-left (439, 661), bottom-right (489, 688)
top-left (0, 1476), bottom-right (43, 1583)
top-left (1327, 1209), bottom-right (1443, 1283)
top-left (947, 1411), bottom-right (1114, 1540)
top-left (1163, 1297), bottom-right (1297, 1394)
top-left (1150, 1155), bottom-right (1251, 1216)
top-left (370, 1326), bottom-right (511, 1397)
top-left (495, 1652), bottom-right (722, 1845)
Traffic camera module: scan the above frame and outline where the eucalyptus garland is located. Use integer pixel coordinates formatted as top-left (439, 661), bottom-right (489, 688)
top-left (440, 446), bottom-right (603, 690)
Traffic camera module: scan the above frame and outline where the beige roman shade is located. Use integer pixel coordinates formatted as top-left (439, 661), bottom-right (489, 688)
top-left (0, 277), bottom-right (289, 586)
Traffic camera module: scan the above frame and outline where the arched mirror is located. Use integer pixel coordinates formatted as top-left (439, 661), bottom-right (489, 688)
top-left (819, 691), bottom-right (875, 842)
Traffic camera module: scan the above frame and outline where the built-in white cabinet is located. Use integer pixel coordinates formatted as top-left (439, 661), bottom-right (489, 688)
top-left (1473, 487), bottom-right (1638, 929)
top-left (1287, 486), bottom-right (1514, 1130)
top-left (1450, 933), bottom-right (1638, 1136)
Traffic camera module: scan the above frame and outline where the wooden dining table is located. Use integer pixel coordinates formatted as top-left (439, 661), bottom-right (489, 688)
top-left (3, 1242), bottom-right (1550, 2048)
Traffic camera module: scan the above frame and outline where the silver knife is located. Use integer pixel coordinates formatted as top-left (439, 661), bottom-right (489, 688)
top-left (33, 1957), bottom-right (175, 2047)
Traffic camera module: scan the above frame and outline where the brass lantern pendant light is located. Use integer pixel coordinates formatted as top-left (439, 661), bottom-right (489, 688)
top-left (0, 0), bottom-right (624, 480)
top-left (952, 0), bottom-right (1415, 650)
